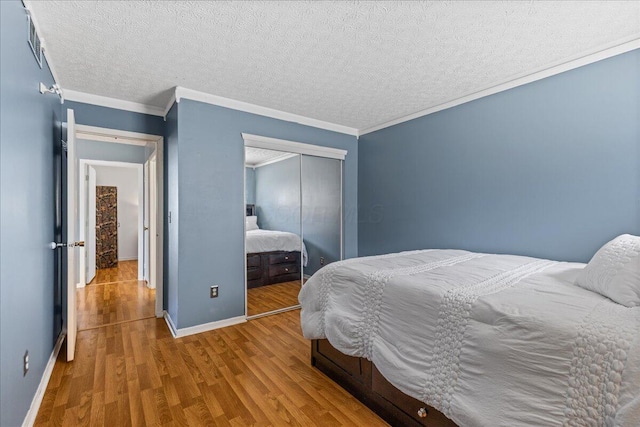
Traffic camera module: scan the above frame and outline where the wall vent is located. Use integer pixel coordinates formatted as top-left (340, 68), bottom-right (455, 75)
top-left (27, 14), bottom-right (42, 68)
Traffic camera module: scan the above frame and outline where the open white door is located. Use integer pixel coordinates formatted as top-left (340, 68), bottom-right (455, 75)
top-left (66, 109), bottom-right (79, 362)
top-left (86, 165), bottom-right (97, 284)
top-left (143, 160), bottom-right (150, 282)
top-left (149, 154), bottom-right (157, 290)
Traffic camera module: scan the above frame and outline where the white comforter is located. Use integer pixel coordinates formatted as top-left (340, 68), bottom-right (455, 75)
top-left (299, 249), bottom-right (640, 427)
top-left (246, 229), bottom-right (308, 266)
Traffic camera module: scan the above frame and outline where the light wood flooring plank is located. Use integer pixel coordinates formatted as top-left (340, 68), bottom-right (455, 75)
top-left (90, 260), bottom-right (138, 284)
top-left (247, 281), bottom-right (301, 317)
top-left (79, 261), bottom-right (155, 330)
top-left (36, 311), bottom-right (387, 426)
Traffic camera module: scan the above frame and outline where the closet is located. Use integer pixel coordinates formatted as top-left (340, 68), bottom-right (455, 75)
top-left (243, 134), bottom-right (346, 317)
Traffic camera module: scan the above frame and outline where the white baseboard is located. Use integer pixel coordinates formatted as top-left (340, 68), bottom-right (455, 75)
top-left (163, 311), bottom-right (178, 336)
top-left (22, 332), bottom-right (65, 427)
top-left (118, 257), bottom-right (138, 261)
top-left (75, 282), bottom-right (84, 289)
top-left (163, 311), bottom-right (246, 338)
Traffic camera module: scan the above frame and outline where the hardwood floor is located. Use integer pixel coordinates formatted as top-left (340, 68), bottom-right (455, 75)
top-left (35, 310), bottom-right (388, 426)
top-left (79, 261), bottom-right (155, 330)
top-left (90, 260), bottom-right (138, 284)
top-left (77, 280), bottom-right (155, 330)
top-left (247, 280), bottom-right (302, 317)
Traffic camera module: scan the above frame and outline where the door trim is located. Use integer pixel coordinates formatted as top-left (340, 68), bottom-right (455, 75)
top-left (74, 125), bottom-right (164, 318)
top-left (242, 133), bottom-right (347, 160)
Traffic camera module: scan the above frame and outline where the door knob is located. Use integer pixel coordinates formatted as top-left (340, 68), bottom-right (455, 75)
top-left (49, 241), bottom-right (84, 249)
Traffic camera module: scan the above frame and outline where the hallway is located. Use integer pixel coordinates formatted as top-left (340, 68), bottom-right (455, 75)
top-left (77, 261), bottom-right (155, 330)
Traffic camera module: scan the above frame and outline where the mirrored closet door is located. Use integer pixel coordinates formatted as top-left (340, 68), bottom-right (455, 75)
top-left (245, 147), bottom-right (303, 317)
top-left (301, 155), bottom-right (342, 277)
top-left (244, 137), bottom-right (345, 318)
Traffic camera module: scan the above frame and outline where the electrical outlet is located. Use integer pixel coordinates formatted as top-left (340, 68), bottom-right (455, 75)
top-left (23, 350), bottom-right (29, 376)
top-left (210, 285), bottom-right (219, 298)
top-left (320, 257), bottom-right (325, 266)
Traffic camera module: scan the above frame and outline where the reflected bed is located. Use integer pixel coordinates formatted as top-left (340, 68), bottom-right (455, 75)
top-left (245, 207), bottom-right (307, 289)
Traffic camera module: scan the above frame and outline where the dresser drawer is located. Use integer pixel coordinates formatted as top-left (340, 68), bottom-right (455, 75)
top-left (247, 267), bottom-right (262, 281)
top-left (269, 252), bottom-right (299, 265)
top-left (270, 263), bottom-right (298, 277)
top-left (372, 366), bottom-right (456, 426)
top-left (247, 254), bottom-right (261, 268)
top-left (316, 339), bottom-right (363, 379)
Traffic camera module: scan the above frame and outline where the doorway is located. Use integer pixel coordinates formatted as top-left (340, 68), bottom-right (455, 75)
top-left (78, 160), bottom-right (144, 282)
top-left (71, 125), bottom-right (164, 335)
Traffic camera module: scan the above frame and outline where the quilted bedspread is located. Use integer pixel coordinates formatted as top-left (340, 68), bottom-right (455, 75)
top-left (299, 249), bottom-right (640, 427)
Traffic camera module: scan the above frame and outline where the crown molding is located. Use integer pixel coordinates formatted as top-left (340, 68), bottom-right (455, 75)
top-left (174, 86), bottom-right (359, 137)
top-left (63, 89), bottom-right (166, 117)
top-left (25, 0), bottom-right (638, 139)
top-left (163, 90), bottom-right (177, 119)
top-left (359, 36), bottom-right (640, 136)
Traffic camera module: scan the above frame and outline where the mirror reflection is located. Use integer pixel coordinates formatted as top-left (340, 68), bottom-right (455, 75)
top-left (245, 147), bottom-right (303, 317)
top-left (301, 155), bottom-right (342, 277)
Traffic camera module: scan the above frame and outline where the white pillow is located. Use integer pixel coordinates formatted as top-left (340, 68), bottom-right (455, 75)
top-left (246, 216), bottom-right (259, 231)
top-left (575, 234), bottom-right (640, 307)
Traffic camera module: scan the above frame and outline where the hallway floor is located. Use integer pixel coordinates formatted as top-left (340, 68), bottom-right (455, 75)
top-left (77, 260), bottom-right (155, 331)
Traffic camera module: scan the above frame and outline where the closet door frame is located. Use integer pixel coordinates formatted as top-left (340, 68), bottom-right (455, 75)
top-left (242, 133), bottom-right (347, 320)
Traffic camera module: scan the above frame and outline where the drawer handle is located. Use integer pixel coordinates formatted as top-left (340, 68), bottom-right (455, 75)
top-left (417, 407), bottom-right (428, 418)
top-left (285, 256), bottom-right (289, 260)
top-left (284, 268), bottom-right (289, 272)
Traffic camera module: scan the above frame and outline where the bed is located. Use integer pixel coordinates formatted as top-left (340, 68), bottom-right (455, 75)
top-left (299, 236), bottom-right (640, 427)
top-left (246, 206), bottom-right (308, 289)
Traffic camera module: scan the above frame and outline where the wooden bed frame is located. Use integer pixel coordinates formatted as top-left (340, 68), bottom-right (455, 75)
top-left (311, 339), bottom-right (459, 427)
top-left (245, 205), bottom-right (302, 288)
top-left (246, 250), bottom-right (301, 288)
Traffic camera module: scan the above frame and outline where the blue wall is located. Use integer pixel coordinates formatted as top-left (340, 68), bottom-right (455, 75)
top-left (255, 155), bottom-right (301, 234)
top-left (245, 167), bottom-right (255, 205)
top-left (0, 2), bottom-right (63, 425)
top-left (77, 139), bottom-right (147, 163)
top-left (65, 100), bottom-right (165, 136)
top-left (169, 99), bottom-right (357, 328)
top-left (358, 49), bottom-right (640, 263)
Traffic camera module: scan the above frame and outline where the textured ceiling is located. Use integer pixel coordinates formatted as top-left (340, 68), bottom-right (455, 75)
top-left (245, 147), bottom-right (297, 168)
top-left (26, 1), bottom-right (640, 131)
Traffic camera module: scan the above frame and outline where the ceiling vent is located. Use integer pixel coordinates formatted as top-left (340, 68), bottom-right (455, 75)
top-left (27, 14), bottom-right (42, 68)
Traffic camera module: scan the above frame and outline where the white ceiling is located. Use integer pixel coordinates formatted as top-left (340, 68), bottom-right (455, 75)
top-left (26, 1), bottom-right (640, 132)
top-left (245, 147), bottom-right (297, 168)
